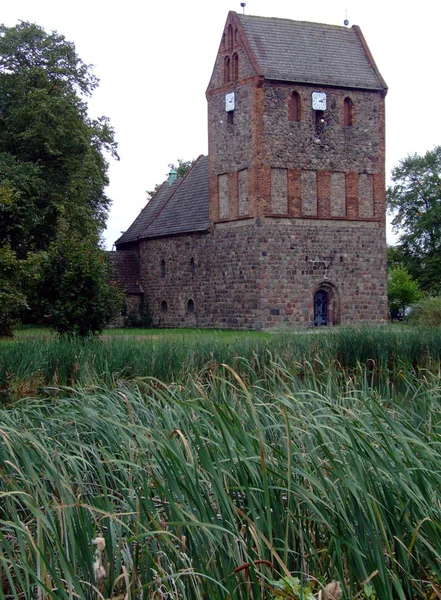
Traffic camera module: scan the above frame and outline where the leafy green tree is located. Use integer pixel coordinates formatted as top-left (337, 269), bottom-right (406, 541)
top-left (39, 223), bottom-right (124, 336)
top-left (387, 146), bottom-right (441, 293)
top-left (0, 245), bottom-right (28, 336)
top-left (146, 158), bottom-right (193, 200)
top-left (387, 265), bottom-right (421, 317)
top-left (0, 21), bottom-right (118, 256)
top-left (0, 22), bottom-right (120, 335)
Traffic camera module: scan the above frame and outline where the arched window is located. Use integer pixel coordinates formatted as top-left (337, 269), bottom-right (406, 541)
top-left (228, 24), bottom-right (233, 51)
top-left (224, 56), bottom-right (231, 83)
top-left (289, 91), bottom-right (301, 122)
top-left (190, 257), bottom-right (196, 277)
top-left (187, 299), bottom-right (195, 314)
top-left (343, 97), bottom-right (353, 126)
top-left (161, 259), bottom-right (166, 278)
top-left (232, 53), bottom-right (239, 81)
top-left (161, 300), bottom-right (168, 313)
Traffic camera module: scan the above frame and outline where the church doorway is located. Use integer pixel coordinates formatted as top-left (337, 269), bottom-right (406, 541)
top-left (313, 282), bottom-right (340, 326)
top-left (314, 289), bottom-right (328, 326)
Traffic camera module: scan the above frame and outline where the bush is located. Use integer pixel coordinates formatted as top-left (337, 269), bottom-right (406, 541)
top-left (408, 296), bottom-right (441, 327)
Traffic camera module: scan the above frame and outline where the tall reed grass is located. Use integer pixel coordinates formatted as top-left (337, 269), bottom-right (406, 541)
top-left (1, 327), bottom-right (441, 401)
top-left (1, 359), bottom-right (441, 598)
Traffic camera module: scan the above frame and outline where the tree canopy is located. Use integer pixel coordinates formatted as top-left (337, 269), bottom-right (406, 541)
top-left (387, 146), bottom-right (441, 293)
top-left (0, 22), bottom-right (118, 257)
top-left (0, 22), bottom-right (121, 335)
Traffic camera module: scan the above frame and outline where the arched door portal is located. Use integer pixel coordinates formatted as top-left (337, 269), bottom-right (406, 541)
top-left (313, 282), bottom-right (340, 327)
top-left (314, 289), bottom-right (328, 326)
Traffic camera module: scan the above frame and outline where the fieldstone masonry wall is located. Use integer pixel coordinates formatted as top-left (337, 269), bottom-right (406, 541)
top-left (140, 217), bottom-right (387, 330)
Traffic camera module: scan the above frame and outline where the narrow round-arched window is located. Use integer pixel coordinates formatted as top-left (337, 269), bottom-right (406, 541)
top-left (190, 257), bottom-right (196, 277)
top-left (343, 97), bottom-right (353, 126)
top-left (224, 56), bottom-right (231, 84)
top-left (228, 24), bottom-right (233, 51)
top-left (289, 91), bottom-right (301, 122)
top-left (187, 299), bottom-right (195, 314)
top-left (232, 53), bottom-right (239, 81)
top-left (161, 259), bottom-right (166, 278)
top-left (161, 300), bottom-right (168, 313)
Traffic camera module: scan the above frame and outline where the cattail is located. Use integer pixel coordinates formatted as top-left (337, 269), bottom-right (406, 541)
top-left (92, 536), bottom-right (106, 582)
top-left (320, 581), bottom-right (343, 600)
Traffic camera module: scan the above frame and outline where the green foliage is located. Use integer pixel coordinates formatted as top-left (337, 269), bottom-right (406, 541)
top-left (408, 295), bottom-right (441, 327)
top-left (0, 21), bottom-right (118, 254)
top-left (0, 21), bottom-right (120, 334)
top-left (387, 146), bottom-right (441, 293)
top-left (38, 224), bottom-right (124, 335)
top-left (0, 245), bottom-right (28, 336)
top-left (271, 576), bottom-right (315, 599)
top-left (146, 158), bottom-right (194, 199)
top-left (387, 265), bottom-right (421, 314)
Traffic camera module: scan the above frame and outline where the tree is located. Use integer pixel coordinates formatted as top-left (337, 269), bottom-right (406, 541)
top-left (39, 223), bottom-right (124, 336)
top-left (0, 22), bottom-right (120, 335)
top-left (146, 158), bottom-right (193, 200)
top-left (387, 265), bottom-right (421, 318)
top-left (0, 21), bottom-right (118, 256)
top-left (387, 146), bottom-right (441, 293)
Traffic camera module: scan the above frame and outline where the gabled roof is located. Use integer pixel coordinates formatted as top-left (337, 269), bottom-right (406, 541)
top-left (235, 13), bottom-right (386, 91)
top-left (115, 155), bottom-right (210, 246)
top-left (108, 251), bottom-right (143, 294)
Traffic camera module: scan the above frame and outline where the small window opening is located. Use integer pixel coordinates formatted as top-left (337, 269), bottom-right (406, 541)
top-left (161, 300), bottom-right (168, 313)
top-left (228, 24), bottom-right (233, 51)
top-left (343, 97), bottom-right (353, 126)
top-left (289, 91), bottom-right (301, 122)
top-left (187, 299), bottom-right (195, 314)
top-left (224, 56), bottom-right (231, 84)
top-left (161, 259), bottom-right (166, 278)
top-left (190, 257), bottom-right (196, 277)
top-left (315, 110), bottom-right (325, 135)
top-left (232, 53), bottom-right (239, 81)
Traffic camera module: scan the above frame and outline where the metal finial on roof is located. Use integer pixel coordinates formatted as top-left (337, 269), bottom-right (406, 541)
top-left (240, 2), bottom-right (246, 14)
top-left (344, 6), bottom-right (349, 26)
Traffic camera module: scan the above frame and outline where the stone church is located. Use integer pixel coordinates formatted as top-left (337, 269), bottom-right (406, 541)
top-left (111, 11), bottom-right (388, 329)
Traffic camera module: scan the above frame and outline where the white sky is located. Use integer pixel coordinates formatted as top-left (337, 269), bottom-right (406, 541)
top-left (2, 0), bottom-right (440, 248)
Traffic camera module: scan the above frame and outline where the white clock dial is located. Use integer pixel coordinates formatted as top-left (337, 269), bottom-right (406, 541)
top-left (225, 92), bottom-right (235, 112)
top-left (312, 92), bottom-right (327, 111)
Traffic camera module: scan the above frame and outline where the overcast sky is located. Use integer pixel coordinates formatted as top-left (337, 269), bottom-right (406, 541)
top-left (2, 0), bottom-right (440, 248)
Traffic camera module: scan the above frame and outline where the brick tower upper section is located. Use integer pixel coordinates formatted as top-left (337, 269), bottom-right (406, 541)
top-left (206, 12), bottom-right (387, 226)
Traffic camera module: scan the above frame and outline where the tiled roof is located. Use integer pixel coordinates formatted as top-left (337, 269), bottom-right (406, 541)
top-left (107, 251), bottom-right (143, 294)
top-left (237, 14), bottom-right (386, 90)
top-left (116, 155), bottom-right (210, 245)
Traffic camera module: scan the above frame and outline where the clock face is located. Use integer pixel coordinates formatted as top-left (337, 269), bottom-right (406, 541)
top-left (225, 92), bottom-right (235, 112)
top-left (312, 92), bottom-right (327, 111)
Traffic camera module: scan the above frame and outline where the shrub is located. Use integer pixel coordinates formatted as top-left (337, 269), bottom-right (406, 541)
top-left (408, 295), bottom-right (441, 327)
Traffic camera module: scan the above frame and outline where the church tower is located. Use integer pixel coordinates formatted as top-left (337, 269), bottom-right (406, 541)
top-left (206, 12), bottom-right (388, 326)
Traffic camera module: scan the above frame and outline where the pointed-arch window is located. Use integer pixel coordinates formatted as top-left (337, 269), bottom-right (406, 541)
top-left (232, 53), bottom-right (239, 81)
top-left (343, 97), bottom-right (354, 126)
top-left (289, 91), bottom-right (301, 122)
top-left (224, 56), bottom-right (231, 84)
top-left (228, 24), bottom-right (233, 51)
